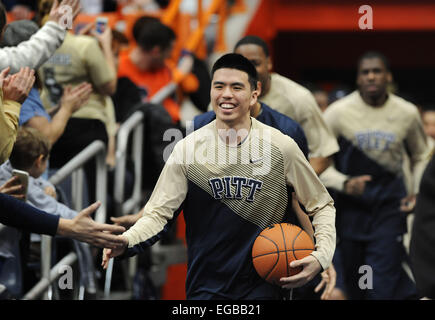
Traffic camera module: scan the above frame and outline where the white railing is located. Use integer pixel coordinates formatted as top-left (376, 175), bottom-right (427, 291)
top-left (22, 140), bottom-right (107, 300)
top-left (113, 111), bottom-right (144, 217)
top-left (104, 82), bottom-right (182, 298)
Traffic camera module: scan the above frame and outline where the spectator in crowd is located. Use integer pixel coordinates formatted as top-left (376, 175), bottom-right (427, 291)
top-left (0, 1), bottom-right (126, 253)
top-left (37, 0), bottom-right (118, 168)
top-left (35, 0), bottom-right (118, 212)
top-left (0, 192), bottom-right (126, 247)
top-left (0, 0), bottom-right (81, 73)
top-left (0, 127), bottom-right (86, 297)
top-left (0, 0), bottom-right (80, 165)
top-left (117, 18), bottom-right (181, 123)
top-left (0, 66), bottom-right (35, 164)
top-left (3, 0), bottom-right (36, 20)
top-left (233, 35), bottom-right (339, 175)
top-left (114, 14), bottom-right (209, 118)
top-left (0, 190), bottom-right (125, 250)
top-left (1, 19), bottom-right (93, 147)
top-left (321, 51), bottom-right (429, 299)
top-left (0, 127), bottom-right (127, 297)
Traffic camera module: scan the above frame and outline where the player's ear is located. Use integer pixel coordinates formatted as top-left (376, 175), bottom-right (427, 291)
top-left (250, 83), bottom-right (259, 106)
top-left (256, 80), bottom-right (262, 96)
top-left (267, 56), bottom-right (273, 72)
top-left (387, 71), bottom-right (393, 84)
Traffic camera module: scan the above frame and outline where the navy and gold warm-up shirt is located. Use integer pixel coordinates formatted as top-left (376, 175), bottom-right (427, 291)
top-left (321, 91), bottom-right (430, 240)
top-left (123, 118), bottom-right (336, 299)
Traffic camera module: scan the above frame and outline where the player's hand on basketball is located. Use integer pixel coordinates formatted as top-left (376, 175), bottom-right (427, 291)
top-left (279, 255), bottom-right (322, 289)
top-left (314, 263), bottom-right (337, 300)
top-left (343, 175), bottom-right (372, 196)
top-left (101, 236), bottom-right (128, 269)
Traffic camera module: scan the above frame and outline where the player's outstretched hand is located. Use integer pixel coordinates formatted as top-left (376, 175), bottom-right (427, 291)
top-left (279, 255), bottom-right (322, 289)
top-left (314, 263), bottom-right (337, 300)
top-left (57, 201), bottom-right (126, 248)
top-left (102, 237), bottom-right (128, 269)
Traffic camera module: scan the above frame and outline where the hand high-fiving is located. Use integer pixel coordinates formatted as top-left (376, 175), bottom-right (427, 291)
top-left (48, 0), bottom-right (81, 29)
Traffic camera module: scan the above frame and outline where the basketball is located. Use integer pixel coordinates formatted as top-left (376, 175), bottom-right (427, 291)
top-left (252, 223), bottom-right (315, 285)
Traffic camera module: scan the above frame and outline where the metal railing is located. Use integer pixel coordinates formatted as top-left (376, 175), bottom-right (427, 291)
top-left (104, 81), bottom-right (185, 298)
top-left (113, 111), bottom-right (144, 217)
top-left (22, 140), bottom-right (107, 300)
top-left (104, 110), bottom-right (144, 298)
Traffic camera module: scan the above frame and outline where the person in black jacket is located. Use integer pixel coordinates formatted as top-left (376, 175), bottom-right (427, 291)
top-left (410, 153), bottom-right (435, 299)
top-left (0, 193), bottom-right (126, 248)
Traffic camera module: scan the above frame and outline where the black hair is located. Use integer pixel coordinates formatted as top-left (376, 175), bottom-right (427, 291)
top-left (132, 15), bottom-right (160, 42)
top-left (136, 20), bottom-right (175, 52)
top-left (234, 35), bottom-right (269, 57)
top-left (211, 53), bottom-right (258, 90)
top-left (0, 2), bottom-right (6, 33)
top-left (357, 51), bottom-right (391, 72)
top-left (10, 127), bottom-right (51, 171)
top-left (421, 104), bottom-right (435, 112)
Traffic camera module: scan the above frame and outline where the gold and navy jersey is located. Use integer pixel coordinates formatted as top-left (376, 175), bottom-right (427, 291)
top-left (322, 91), bottom-right (429, 240)
top-left (123, 118), bottom-right (335, 299)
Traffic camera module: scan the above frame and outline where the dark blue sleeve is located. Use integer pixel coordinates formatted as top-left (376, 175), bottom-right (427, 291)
top-left (257, 104), bottom-right (309, 159)
top-left (193, 112), bottom-right (216, 130)
top-left (0, 193), bottom-right (59, 236)
top-left (293, 125), bottom-right (309, 159)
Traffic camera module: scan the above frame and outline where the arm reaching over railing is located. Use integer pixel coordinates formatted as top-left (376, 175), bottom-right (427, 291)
top-left (0, 194), bottom-right (125, 248)
top-left (57, 201), bottom-right (126, 249)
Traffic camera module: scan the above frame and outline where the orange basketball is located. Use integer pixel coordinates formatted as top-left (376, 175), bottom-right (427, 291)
top-left (252, 223), bottom-right (315, 285)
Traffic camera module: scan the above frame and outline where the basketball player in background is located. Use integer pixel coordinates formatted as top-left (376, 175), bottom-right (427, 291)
top-left (102, 53), bottom-right (336, 300)
top-left (233, 35), bottom-right (339, 175)
top-left (320, 51), bottom-right (430, 299)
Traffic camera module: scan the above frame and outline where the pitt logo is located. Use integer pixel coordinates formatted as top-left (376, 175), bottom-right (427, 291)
top-left (209, 176), bottom-right (263, 202)
top-left (355, 130), bottom-right (396, 151)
